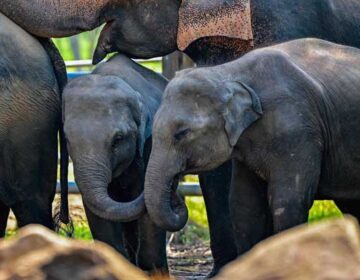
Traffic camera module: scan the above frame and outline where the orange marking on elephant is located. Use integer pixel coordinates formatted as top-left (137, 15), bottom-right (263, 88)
top-left (177, 0), bottom-right (254, 52)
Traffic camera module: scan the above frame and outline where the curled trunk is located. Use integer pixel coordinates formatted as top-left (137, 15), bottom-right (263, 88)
top-left (0, 0), bottom-right (109, 37)
top-left (74, 157), bottom-right (145, 222)
top-left (144, 150), bottom-right (188, 232)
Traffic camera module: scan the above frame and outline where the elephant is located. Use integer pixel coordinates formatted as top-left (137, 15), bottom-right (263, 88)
top-left (0, 13), bottom-right (69, 236)
top-left (144, 38), bottom-right (360, 256)
top-left (63, 54), bottom-right (168, 273)
top-left (1, 0), bottom-right (360, 64)
top-left (3, 0), bottom-right (360, 274)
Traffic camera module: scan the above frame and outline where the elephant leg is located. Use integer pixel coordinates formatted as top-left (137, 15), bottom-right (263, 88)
top-left (199, 160), bottom-right (237, 276)
top-left (135, 213), bottom-right (168, 273)
top-left (12, 198), bottom-right (54, 229)
top-left (268, 151), bottom-right (321, 233)
top-left (0, 200), bottom-right (10, 237)
top-left (230, 160), bottom-right (273, 254)
top-left (336, 199), bottom-right (360, 222)
top-left (83, 203), bottom-right (128, 258)
top-left (10, 133), bottom-right (57, 230)
top-left (122, 220), bottom-right (139, 265)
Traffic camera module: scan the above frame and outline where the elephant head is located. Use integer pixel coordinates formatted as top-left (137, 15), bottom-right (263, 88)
top-left (0, 0), bottom-right (253, 63)
top-left (0, 0), bottom-right (181, 60)
top-left (93, 0), bottom-right (253, 64)
top-left (63, 75), bottom-right (151, 222)
top-left (144, 68), bottom-right (263, 231)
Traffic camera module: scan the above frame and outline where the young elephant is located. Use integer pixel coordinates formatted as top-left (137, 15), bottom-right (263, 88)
top-left (0, 13), bottom-right (68, 236)
top-left (63, 54), bottom-right (168, 272)
top-left (144, 38), bottom-right (360, 255)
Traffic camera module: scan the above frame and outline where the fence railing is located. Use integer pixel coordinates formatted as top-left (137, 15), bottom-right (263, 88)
top-left (56, 182), bottom-right (202, 197)
top-left (65, 57), bottom-right (162, 69)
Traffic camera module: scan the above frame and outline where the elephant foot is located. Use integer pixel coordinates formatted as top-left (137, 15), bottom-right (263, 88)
top-left (145, 268), bottom-right (169, 278)
top-left (207, 265), bottom-right (221, 278)
top-left (207, 255), bottom-right (237, 278)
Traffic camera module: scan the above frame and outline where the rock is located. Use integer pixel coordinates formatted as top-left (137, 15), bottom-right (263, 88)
top-left (215, 216), bottom-right (360, 280)
top-left (0, 225), bottom-right (150, 280)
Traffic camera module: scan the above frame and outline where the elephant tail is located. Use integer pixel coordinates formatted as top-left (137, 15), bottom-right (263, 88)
top-left (37, 37), bottom-right (68, 92)
top-left (37, 38), bottom-right (72, 227)
top-left (59, 122), bottom-right (70, 225)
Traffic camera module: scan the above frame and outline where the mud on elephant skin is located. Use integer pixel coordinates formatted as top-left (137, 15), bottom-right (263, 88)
top-left (145, 38), bottom-right (360, 255)
top-left (0, 13), bottom-right (68, 235)
top-left (63, 54), bottom-right (168, 272)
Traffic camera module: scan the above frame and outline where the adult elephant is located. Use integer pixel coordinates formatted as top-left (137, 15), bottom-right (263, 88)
top-left (2, 0), bottom-right (360, 64)
top-left (0, 12), bottom-right (69, 234)
top-left (2, 0), bottom-right (360, 275)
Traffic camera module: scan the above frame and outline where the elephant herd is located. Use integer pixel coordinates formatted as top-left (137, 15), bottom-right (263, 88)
top-left (1, 0), bottom-right (360, 277)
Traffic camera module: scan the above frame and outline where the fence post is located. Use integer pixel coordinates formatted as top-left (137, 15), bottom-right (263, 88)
top-left (162, 51), bottom-right (194, 79)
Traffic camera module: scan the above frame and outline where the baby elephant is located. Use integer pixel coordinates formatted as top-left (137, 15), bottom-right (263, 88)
top-left (144, 38), bottom-right (360, 256)
top-left (63, 54), bottom-right (168, 272)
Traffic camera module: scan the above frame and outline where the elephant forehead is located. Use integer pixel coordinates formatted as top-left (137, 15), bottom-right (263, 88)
top-left (177, 0), bottom-right (254, 51)
top-left (64, 75), bottom-right (138, 102)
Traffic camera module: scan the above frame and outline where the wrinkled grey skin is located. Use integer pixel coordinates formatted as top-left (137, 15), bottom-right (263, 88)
top-left (0, 13), bottom-right (62, 235)
top-left (0, 0), bottom-right (181, 62)
top-left (2, 0), bottom-right (360, 64)
top-left (145, 38), bottom-right (360, 256)
top-left (4, 0), bottom-right (360, 275)
top-left (63, 54), bottom-right (167, 272)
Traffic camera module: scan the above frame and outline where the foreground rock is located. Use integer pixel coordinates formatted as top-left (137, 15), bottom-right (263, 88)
top-left (1, 217), bottom-right (360, 280)
top-left (216, 216), bottom-right (360, 280)
top-left (0, 225), bottom-right (150, 280)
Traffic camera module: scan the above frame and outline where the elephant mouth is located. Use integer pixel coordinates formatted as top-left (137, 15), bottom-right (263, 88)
top-left (170, 175), bottom-right (185, 215)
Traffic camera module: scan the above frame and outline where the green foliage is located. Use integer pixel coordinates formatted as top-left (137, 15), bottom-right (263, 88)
top-left (186, 197), bottom-right (209, 228)
top-left (186, 198), bottom-right (343, 229)
top-left (53, 30), bottom-right (100, 61)
top-left (169, 196), bottom-right (210, 244)
top-left (5, 229), bottom-right (16, 239)
top-left (4, 199), bottom-right (344, 242)
top-left (53, 33), bottom-right (162, 73)
top-left (308, 200), bottom-right (343, 223)
top-left (176, 223), bottom-right (210, 245)
top-left (70, 222), bottom-right (93, 240)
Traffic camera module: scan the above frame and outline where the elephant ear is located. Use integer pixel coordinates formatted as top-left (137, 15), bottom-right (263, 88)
top-left (177, 0), bottom-right (254, 51)
top-left (223, 81), bottom-right (263, 147)
top-left (132, 91), bottom-right (152, 158)
top-left (93, 21), bottom-right (116, 65)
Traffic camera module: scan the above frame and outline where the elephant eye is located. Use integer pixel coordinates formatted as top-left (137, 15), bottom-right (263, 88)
top-left (174, 128), bottom-right (191, 141)
top-left (112, 133), bottom-right (124, 148)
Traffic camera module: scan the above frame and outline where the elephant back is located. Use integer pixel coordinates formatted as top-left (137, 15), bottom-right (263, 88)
top-left (0, 12), bottom-right (60, 131)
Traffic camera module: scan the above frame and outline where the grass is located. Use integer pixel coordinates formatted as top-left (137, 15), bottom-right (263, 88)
top-left (58, 221), bottom-right (93, 241)
top-left (309, 200), bottom-right (342, 223)
top-left (5, 174), bottom-right (344, 243)
top-left (41, 198), bottom-right (342, 244)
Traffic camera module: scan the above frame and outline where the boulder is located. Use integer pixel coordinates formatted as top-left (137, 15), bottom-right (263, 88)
top-left (216, 216), bottom-right (360, 280)
top-left (0, 225), bottom-right (150, 280)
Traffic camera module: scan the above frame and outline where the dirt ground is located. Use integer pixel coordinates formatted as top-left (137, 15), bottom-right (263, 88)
top-left (6, 194), bottom-right (213, 280)
top-left (168, 242), bottom-right (213, 279)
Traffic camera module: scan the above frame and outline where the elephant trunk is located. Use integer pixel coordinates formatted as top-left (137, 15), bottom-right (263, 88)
top-left (74, 156), bottom-right (145, 222)
top-left (144, 150), bottom-right (188, 232)
top-left (0, 0), bottom-right (109, 38)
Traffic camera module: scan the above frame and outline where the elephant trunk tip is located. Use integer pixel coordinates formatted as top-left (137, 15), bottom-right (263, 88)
top-left (82, 188), bottom-right (146, 222)
top-left (145, 178), bottom-right (189, 232)
top-left (92, 47), bottom-right (107, 65)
